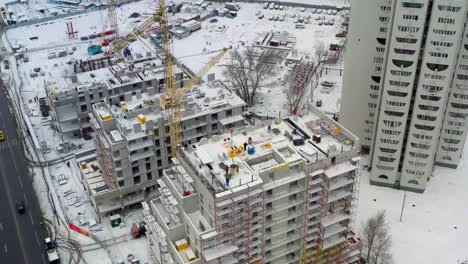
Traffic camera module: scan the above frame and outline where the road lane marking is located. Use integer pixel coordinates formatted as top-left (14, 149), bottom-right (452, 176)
top-left (29, 211), bottom-right (34, 225)
top-left (23, 193), bottom-right (28, 205)
top-left (0, 222), bottom-right (2, 231)
top-left (34, 231), bottom-right (40, 246)
top-left (8, 147), bottom-right (24, 188)
top-left (4, 244), bottom-right (7, 253)
top-left (42, 254), bottom-right (46, 264)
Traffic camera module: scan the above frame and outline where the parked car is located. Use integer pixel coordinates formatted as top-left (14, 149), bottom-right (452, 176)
top-left (0, 130), bottom-right (5, 141)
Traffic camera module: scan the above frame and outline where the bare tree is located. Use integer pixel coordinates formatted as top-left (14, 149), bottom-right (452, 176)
top-left (361, 210), bottom-right (393, 264)
top-left (314, 41), bottom-right (326, 63)
top-left (224, 47), bottom-right (276, 105)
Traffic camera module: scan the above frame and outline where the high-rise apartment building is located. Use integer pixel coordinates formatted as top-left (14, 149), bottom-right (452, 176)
top-left (341, 0), bottom-right (468, 193)
top-left (143, 107), bottom-right (363, 264)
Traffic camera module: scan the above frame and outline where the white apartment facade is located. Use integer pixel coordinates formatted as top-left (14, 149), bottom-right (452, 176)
top-left (144, 107), bottom-right (363, 264)
top-left (78, 84), bottom-right (246, 217)
top-left (341, 0), bottom-right (468, 193)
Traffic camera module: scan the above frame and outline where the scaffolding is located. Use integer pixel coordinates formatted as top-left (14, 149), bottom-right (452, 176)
top-left (301, 161), bottom-right (359, 264)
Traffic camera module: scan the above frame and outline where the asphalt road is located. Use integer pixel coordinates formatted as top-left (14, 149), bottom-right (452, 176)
top-left (0, 80), bottom-right (48, 263)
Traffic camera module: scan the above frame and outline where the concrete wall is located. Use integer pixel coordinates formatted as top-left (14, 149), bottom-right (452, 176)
top-left (339, 0), bottom-right (378, 147)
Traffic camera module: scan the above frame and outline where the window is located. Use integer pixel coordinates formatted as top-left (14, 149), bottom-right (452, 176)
top-left (386, 101), bottom-right (406, 107)
top-left (422, 84), bottom-right (443, 93)
top-left (380, 6), bottom-right (391, 12)
top-left (381, 129), bottom-right (401, 136)
top-left (405, 169), bottom-right (425, 176)
top-left (118, 180), bottom-right (124, 187)
top-left (409, 152), bottom-right (429, 158)
top-left (134, 176), bottom-right (141, 184)
top-left (387, 91), bottom-right (408, 97)
top-left (433, 29), bottom-right (456, 36)
top-left (457, 74), bottom-right (468, 80)
top-left (408, 161), bottom-right (427, 167)
top-left (412, 133), bottom-right (433, 140)
top-left (114, 151), bottom-right (120, 157)
top-left (80, 104), bottom-right (87, 112)
top-left (378, 175), bottom-right (389, 180)
top-left (441, 146), bottom-right (459, 152)
top-left (389, 80), bottom-right (410, 87)
top-left (384, 110), bottom-right (404, 117)
top-left (430, 41), bottom-right (453, 48)
top-left (410, 142), bottom-right (431, 149)
top-left (146, 163), bottom-right (151, 170)
top-left (132, 166), bottom-right (139, 174)
top-left (443, 138), bottom-right (461, 144)
top-left (417, 114), bottom-right (436, 122)
top-left (115, 160), bottom-right (121, 167)
top-left (418, 105), bottom-right (439, 111)
top-left (438, 17), bottom-right (455, 24)
top-left (396, 37), bottom-right (417, 44)
top-left (420, 95), bottom-right (441, 102)
top-left (438, 5), bottom-right (461, 12)
top-left (414, 124), bottom-right (435, 131)
top-left (380, 138), bottom-right (399, 145)
top-left (377, 38), bottom-right (387, 45)
top-left (442, 155), bottom-right (452, 161)
top-left (378, 156), bottom-right (396, 162)
top-left (392, 59), bottom-right (413, 68)
top-left (401, 2), bottom-right (423, 8)
top-left (402, 14), bottom-right (418, 20)
top-left (451, 103), bottom-right (468, 109)
top-left (408, 180), bottom-right (419, 185)
top-left (379, 147), bottom-right (397, 153)
top-left (444, 129), bottom-right (463, 136)
top-left (429, 52), bottom-right (448, 58)
top-left (383, 120), bottom-right (402, 128)
top-left (390, 70), bottom-right (411, 76)
top-left (398, 26), bottom-right (419, 33)
top-left (427, 63), bottom-right (448, 72)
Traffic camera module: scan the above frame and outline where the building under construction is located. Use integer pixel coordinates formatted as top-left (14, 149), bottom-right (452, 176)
top-left (143, 106), bottom-right (362, 264)
top-left (77, 81), bottom-right (246, 217)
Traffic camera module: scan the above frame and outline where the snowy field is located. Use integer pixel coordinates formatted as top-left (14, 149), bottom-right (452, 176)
top-left (356, 142), bottom-right (468, 264)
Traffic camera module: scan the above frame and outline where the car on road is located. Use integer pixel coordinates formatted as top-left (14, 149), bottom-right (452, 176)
top-left (16, 201), bottom-right (26, 214)
top-left (0, 130), bottom-right (4, 141)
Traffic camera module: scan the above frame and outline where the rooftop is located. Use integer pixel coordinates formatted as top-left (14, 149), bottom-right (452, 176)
top-left (183, 107), bottom-right (358, 194)
top-left (94, 81), bottom-right (246, 141)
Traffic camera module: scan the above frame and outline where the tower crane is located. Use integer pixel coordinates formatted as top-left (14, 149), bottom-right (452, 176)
top-left (105, 0), bottom-right (230, 157)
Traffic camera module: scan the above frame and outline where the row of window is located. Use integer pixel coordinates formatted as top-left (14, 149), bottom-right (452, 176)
top-left (437, 17), bottom-right (455, 24)
top-left (438, 5), bottom-right (461, 12)
top-left (412, 133), bottom-right (432, 140)
top-left (433, 29), bottom-right (456, 36)
top-left (430, 40), bottom-right (453, 48)
top-left (402, 14), bottom-right (418, 20)
top-left (423, 73), bottom-right (446, 80)
top-left (386, 100), bottom-right (406, 107)
top-left (381, 129), bottom-right (401, 136)
top-left (429, 51), bottom-right (448, 58)
top-left (391, 70), bottom-right (411, 76)
top-left (398, 26), bottom-right (419, 33)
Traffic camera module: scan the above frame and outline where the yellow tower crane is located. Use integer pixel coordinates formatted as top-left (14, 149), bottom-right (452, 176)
top-left (106, 0), bottom-right (230, 157)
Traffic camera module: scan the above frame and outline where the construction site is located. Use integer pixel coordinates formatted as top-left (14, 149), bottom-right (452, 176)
top-left (138, 106), bottom-right (362, 264)
top-left (0, 0), bottom-right (361, 263)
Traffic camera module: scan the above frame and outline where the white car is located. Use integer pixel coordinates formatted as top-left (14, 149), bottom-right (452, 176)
top-left (279, 5), bottom-right (284, 10)
top-left (311, 8), bottom-right (317, 13)
top-left (332, 10), bottom-right (338, 15)
top-left (318, 21), bottom-right (324, 25)
top-left (300, 8), bottom-right (306, 12)
top-left (327, 9), bottom-right (333, 15)
top-left (279, 16), bottom-right (285, 21)
top-left (268, 15), bottom-right (274, 20)
top-left (317, 9), bottom-right (322, 14)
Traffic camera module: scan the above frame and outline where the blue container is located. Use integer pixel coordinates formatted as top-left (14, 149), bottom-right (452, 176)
top-left (247, 146), bottom-right (256, 155)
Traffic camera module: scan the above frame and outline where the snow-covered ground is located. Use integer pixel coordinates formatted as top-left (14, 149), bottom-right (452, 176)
top-left (4, 1), bottom-right (468, 264)
top-left (356, 142), bottom-right (468, 263)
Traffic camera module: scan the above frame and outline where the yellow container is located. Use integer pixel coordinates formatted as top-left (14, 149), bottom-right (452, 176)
top-left (137, 114), bottom-right (146, 124)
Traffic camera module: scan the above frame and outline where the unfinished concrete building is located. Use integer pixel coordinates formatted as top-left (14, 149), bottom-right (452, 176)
top-left (144, 107), bottom-right (363, 264)
top-left (78, 82), bottom-right (246, 217)
top-left (47, 55), bottom-right (184, 136)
